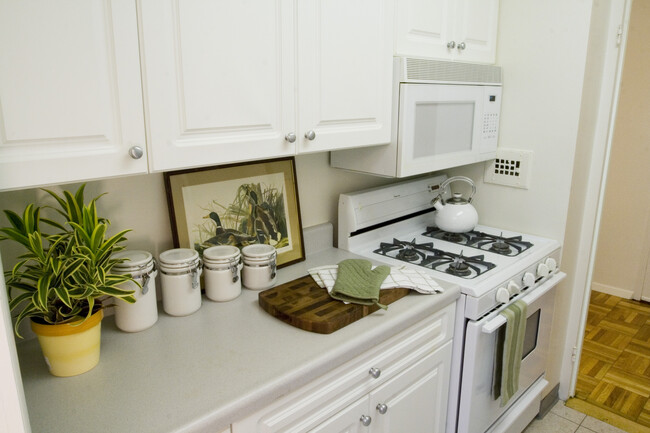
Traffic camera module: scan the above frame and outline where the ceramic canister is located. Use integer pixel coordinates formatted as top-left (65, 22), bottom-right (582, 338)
top-left (203, 245), bottom-right (242, 302)
top-left (111, 250), bottom-right (159, 332)
top-left (241, 244), bottom-right (277, 291)
top-left (158, 248), bottom-right (202, 316)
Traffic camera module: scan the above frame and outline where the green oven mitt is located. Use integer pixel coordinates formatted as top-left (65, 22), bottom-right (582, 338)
top-left (330, 259), bottom-right (391, 309)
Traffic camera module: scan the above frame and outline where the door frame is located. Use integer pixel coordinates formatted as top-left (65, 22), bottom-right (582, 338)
top-left (559, 0), bottom-right (632, 399)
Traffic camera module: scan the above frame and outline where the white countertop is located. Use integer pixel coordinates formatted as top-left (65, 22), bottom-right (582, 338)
top-left (16, 225), bottom-right (460, 433)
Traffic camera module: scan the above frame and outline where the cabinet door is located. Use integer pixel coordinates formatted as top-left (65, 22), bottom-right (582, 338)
top-left (454, 0), bottom-right (499, 63)
top-left (296, 0), bottom-right (393, 153)
top-left (307, 395), bottom-right (369, 433)
top-left (0, 0), bottom-right (146, 191)
top-left (394, 0), bottom-right (455, 60)
top-left (369, 341), bottom-right (453, 433)
top-left (140, 0), bottom-right (296, 172)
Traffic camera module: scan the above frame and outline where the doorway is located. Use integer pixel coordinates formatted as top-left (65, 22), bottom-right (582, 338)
top-left (571, 0), bottom-right (650, 429)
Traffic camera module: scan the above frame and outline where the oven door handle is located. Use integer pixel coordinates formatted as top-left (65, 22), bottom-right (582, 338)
top-left (481, 271), bottom-right (566, 334)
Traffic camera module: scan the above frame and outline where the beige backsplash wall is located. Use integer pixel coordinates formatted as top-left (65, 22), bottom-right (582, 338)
top-left (591, 0), bottom-right (650, 299)
top-left (0, 153), bottom-right (393, 267)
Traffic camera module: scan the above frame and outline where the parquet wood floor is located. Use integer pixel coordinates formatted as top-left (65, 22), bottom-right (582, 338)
top-left (576, 291), bottom-right (650, 428)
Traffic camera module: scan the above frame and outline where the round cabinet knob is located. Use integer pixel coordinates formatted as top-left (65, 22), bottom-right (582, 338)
top-left (522, 272), bottom-right (536, 288)
top-left (537, 263), bottom-right (550, 278)
top-left (457, 41), bottom-right (466, 50)
top-left (368, 367), bottom-right (381, 379)
top-left (360, 415), bottom-right (372, 426)
top-left (128, 146), bottom-right (144, 160)
top-left (304, 130), bottom-right (316, 140)
top-left (545, 257), bottom-right (558, 273)
top-left (507, 280), bottom-right (521, 295)
top-left (285, 132), bottom-right (296, 143)
top-left (447, 40), bottom-right (456, 49)
top-left (496, 287), bottom-right (510, 304)
top-left (376, 403), bottom-right (388, 415)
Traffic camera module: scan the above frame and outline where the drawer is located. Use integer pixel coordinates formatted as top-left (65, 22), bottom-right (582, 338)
top-left (232, 302), bottom-right (455, 433)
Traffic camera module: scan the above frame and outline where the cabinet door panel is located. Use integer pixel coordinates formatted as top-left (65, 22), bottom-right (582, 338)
top-left (370, 341), bottom-right (453, 433)
top-left (141, 0), bottom-right (296, 172)
top-left (297, 0), bottom-right (393, 153)
top-left (454, 0), bottom-right (499, 63)
top-left (394, 0), bottom-right (454, 59)
top-left (0, 0), bottom-right (146, 190)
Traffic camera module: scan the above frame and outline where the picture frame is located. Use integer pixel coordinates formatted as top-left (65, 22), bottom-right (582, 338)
top-left (164, 157), bottom-right (304, 268)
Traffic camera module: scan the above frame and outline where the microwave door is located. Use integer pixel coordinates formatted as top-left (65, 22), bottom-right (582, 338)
top-left (397, 83), bottom-right (486, 177)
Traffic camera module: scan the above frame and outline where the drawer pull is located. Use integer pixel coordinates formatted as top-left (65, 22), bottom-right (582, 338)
top-left (360, 415), bottom-right (372, 426)
top-left (368, 367), bottom-right (381, 379)
top-left (376, 403), bottom-right (388, 414)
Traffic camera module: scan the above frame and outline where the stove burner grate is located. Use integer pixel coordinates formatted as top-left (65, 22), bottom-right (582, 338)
top-left (422, 227), bottom-right (533, 256)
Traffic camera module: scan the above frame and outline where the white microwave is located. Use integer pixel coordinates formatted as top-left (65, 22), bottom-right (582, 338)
top-left (331, 57), bottom-right (502, 177)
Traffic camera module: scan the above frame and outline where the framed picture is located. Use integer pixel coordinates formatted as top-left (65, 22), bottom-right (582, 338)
top-left (164, 157), bottom-right (304, 267)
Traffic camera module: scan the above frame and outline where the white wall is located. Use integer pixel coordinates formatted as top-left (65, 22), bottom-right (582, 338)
top-left (450, 0), bottom-right (595, 397)
top-left (0, 152), bottom-right (393, 266)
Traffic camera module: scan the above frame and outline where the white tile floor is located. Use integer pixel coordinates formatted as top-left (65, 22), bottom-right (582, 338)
top-left (523, 401), bottom-right (629, 433)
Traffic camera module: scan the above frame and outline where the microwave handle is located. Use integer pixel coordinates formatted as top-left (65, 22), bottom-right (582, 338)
top-left (481, 271), bottom-right (566, 334)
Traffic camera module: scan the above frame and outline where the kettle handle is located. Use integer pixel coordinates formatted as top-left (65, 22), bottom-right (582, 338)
top-left (439, 176), bottom-right (477, 203)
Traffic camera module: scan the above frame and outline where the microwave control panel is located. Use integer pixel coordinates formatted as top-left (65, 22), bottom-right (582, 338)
top-left (481, 87), bottom-right (502, 145)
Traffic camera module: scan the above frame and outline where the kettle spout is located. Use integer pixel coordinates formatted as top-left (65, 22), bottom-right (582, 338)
top-left (431, 196), bottom-right (444, 211)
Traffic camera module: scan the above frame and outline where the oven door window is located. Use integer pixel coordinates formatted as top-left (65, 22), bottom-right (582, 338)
top-left (492, 309), bottom-right (541, 398)
top-left (522, 309), bottom-right (541, 359)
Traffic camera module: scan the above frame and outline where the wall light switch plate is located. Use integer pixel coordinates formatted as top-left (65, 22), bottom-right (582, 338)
top-left (483, 148), bottom-right (533, 189)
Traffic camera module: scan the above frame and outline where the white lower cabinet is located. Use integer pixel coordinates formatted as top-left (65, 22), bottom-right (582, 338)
top-left (232, 303), bottom-right (454, 433)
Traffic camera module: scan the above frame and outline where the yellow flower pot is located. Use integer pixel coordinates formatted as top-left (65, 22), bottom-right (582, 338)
top-left (30, 310), bottom-right (103, 377)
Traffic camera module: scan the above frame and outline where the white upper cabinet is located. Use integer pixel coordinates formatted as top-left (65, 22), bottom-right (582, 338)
top-left (395, 0), bottom-right (499, 64)
top-left (296, 0), bottom-right (394, 154)
top-left (141, 0), bottom-right (394, 172)
top-left (139, 0), bottom-right (297, 172)
top-left (0, 0), bottom-right (147, 191)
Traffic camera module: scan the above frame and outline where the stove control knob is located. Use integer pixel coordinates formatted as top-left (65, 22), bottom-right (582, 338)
top-left (507, 280), bottom-right (521, 295)
top-left (496, 287), bottom-right (510, 303)
top-left (522, 272), bottom-right (536, 288)
top-left (545, 257), bottom-right (558, 273)
top-left (537, 262), bottom-right (550, 278)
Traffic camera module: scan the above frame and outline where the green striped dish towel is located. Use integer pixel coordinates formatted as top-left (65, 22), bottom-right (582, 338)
top-left (499, 300), bottom-right (527, 407)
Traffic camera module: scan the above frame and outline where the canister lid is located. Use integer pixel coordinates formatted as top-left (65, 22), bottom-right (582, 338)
top-left (203, 245), bottom-right (240, 263)
top-left (241, 244), bottom-right (276, 259)
top-left (159, 248), bottom-right (200, 267)
top-left (112, 250), bottom-right (153, 270)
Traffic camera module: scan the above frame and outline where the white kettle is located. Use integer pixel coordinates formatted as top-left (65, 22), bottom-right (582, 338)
top-left (431, 176), bottom-right (479, 233)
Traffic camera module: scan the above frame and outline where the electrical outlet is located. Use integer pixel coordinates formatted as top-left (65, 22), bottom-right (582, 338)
top-left (483, 149), bottom-right (533, 189)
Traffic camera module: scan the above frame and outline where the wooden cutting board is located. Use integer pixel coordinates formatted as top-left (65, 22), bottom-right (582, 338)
top-left (258, 275), bottom-right (410, 334)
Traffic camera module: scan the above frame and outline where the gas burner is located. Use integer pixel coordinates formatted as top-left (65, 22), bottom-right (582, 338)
top-left (420, 250), bottom-right (496, 279)
top-left (423, 227), bottom-right (473, 244)
top-left (373, 238), bottom-right (437, 263)
top-left (422, 227), bottom-right (533, 256)
top-left (443, 232), bottom-right (465, 243)
top-left (490, 240), bottom-right (511, 254)
top-left (446, 258), bottom-right (471, 277)
top-left (469, 232), bottom-right (533, 256)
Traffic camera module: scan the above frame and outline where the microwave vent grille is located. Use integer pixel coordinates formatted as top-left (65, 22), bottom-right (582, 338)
top-left (404, 58), bottom-right (501, 84)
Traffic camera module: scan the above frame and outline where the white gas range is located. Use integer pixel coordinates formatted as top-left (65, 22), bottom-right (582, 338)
top-left (338, 175), bottom-right (565, 433)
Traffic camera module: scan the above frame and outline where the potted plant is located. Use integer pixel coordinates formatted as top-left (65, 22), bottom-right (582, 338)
top-left (0, 184), bottom-right (137, 377)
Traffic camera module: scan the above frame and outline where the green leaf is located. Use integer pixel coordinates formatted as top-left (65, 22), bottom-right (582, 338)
top-left (40, 217), bottom-right (67, 232)
top-left (89, 224), bottom-right (107, 252)
top-left (8, 292), bottom-right (33, 312)
top-left (13, 303), bottom-right (39, 339)
top-left (96, 285), bottom-right (135, 298)
top-left (3, 209), bottom-right (25, 232)
top-left (36, 274), bottom-right (52, 310)
top-left (52, 285), bottom-right (72, 308)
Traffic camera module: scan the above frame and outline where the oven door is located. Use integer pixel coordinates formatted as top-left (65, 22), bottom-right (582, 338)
top-left (457, 272), bottom-right (566, 433)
